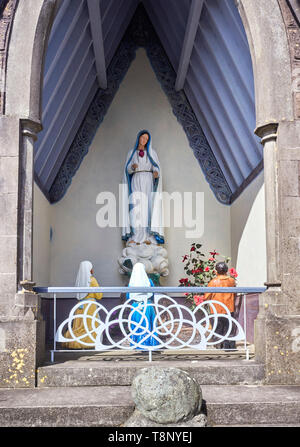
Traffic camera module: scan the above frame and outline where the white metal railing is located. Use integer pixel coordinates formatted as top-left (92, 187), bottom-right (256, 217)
top-left (34, 286), bottom-right (266, 363)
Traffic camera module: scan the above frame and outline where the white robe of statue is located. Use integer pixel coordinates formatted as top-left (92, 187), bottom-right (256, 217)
top-left (127, 150), bottom-right (158, 244)
top-left (121, 130), bottom-right (164, 246)
top-left (119, 130), bottom-right (168, 277)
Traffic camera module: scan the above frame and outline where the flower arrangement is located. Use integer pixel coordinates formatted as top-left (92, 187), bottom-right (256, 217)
top-left (179, 243), bottom-right (238, 310)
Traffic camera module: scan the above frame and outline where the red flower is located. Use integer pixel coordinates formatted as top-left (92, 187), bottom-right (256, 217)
top-left (182, 255), bottom-right (188, 262)
top-left (229, 268), bottom-right (238, 278)
top-left (190, 246), bottom-right (196, 252)
top-left (179, 278), bottom-right (189, 284)
top-left (205, 267), bottom-right (210, 272)
top-left (194, 295), bottom-right (205, 306)
top-left (209, 258), bottom-right (215, 261)
top-left (191, 267), bottom-right (203, 275)
top-left (209, 251), bottom-right (219, 257)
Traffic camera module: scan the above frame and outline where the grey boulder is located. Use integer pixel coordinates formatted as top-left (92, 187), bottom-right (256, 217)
top-left (130, 367), bottom-right (203, 424)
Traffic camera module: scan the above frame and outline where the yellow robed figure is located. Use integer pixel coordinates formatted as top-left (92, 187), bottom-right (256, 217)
top-left (62, 261), bottom-right (103, 349)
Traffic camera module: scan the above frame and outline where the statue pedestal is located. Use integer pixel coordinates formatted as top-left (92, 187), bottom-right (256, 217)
top-left (118, 242), bottom-right (169, 279)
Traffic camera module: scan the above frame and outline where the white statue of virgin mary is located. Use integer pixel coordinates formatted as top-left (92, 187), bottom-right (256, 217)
top-left (121, 130), bottom-right (164, 246)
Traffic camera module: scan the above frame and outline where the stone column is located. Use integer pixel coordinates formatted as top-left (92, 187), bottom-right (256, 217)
top-left (259, 124), bottom-right (281, 288)
top-left (0, 116), bottom-right (45, 388)
top-left (17, 119), bottom-right (42, 286)
top-left (254, 121), bottom-right (300, 385)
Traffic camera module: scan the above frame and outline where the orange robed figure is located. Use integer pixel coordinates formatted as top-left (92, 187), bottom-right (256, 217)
top-left (203, 261), bottom-right (236, 350)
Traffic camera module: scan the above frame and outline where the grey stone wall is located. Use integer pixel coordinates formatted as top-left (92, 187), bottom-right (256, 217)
top-left (0, 0), bottom-right (17, 114)
top-left (279, 0), bottom-right (300, 119)
top-left (0, 115), bottom-right (20, 316)
top-left (0, 0), bottom-right (56, 388)
top-left (260, 1), bottom-right (300, 384)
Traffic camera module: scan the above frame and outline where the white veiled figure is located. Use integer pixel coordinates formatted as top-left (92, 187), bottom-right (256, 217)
top-left (126, 262), bottom-right (159, 349)
top-left (128, 262), bottom-right (153, 301)
top-left (61, 260), bottom-right (103, 349)
top-left (75, 260), bottom-right (93, 300)
top-left (121, 130), bottom-right (164, 245)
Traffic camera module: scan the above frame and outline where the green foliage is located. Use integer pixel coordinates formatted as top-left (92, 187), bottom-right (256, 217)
top-left (179, 244), bottom-right (237, 309)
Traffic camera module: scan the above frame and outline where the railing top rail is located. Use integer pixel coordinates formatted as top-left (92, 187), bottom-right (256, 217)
top-left (34, 286), bottom-right (267, 294)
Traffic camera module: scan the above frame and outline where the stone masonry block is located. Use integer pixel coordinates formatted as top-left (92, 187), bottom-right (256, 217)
top-left (281, 216), bottom-right (300, 237)
top-left (278, 121), bottom-right (300, 150)
top-left (0, 192), bottom-right (18, 236)
top-left (264, 314), bottom-right (300, 385)
top-left (280, 236), bottom-right (300, 274)
top-left (279, 160), bottom-right (299, 196)
top-left (0, 235), bottom-right (17, 273)
top-left (279, 148), bottom-right (300, 160)
top-left (281, 276), bottom-right (300, 313)
top-left (0, 318), bottom-right (45, 388)
top-left (281, 196), bottom-right (300, 219)
top-left (0, 156), bottom-right (19, 194)
top-left (0, 116), bottom-right (20, 157)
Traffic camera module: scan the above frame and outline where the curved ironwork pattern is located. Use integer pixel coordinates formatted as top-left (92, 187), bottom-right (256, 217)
top-left (49, 5), bottom-right (232, 204)
top-left (55, 294), bottom-right (245, 351)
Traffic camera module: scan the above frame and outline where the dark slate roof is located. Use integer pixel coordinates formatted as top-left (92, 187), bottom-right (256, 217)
top-left (287, 0), bottom-right (300, 26)
top-left (34, 0), bottom-right (262, 204)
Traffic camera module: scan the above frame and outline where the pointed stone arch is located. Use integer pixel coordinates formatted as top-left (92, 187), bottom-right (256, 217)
top-left (5, 0), bottom-right (57, 120)
top-left (0, 0), bottom-right (299, 386)
top-left (237, 0), bottom-right (294, 125)
top-left (237, 0), bottom-right (300, 384)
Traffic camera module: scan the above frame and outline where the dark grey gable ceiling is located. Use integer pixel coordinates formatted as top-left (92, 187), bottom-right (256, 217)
top-left (287, 0), bottom-right (300, 25)
top-left (34, 0), bottom-right (262, 204)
